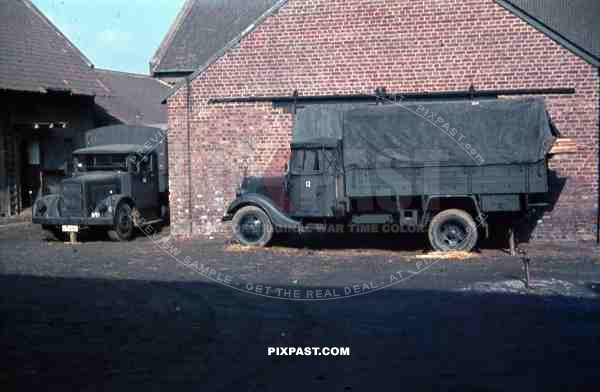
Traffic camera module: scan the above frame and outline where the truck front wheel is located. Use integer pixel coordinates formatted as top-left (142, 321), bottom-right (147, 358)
top-left (108, 203), bottom-right (135, 242)
top-left (428, 209), bottom-right (478, 252)
top-left (232, 206), bottom-right (273, 247)
top-left (42, 225), bottom-right (64, 242)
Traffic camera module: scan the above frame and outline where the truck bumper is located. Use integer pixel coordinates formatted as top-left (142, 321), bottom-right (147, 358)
top-left (33, 216), bottom-right (114, 227)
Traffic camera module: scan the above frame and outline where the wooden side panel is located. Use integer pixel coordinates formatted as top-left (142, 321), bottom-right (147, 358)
top-left (422, 167), bottom-right (469, 195)
top-left (471, 165), bottom-right (528, 194)
top-left (346, 163), bottom-right (546, 198)
top-left (528, 161), bottom-right (549, 193)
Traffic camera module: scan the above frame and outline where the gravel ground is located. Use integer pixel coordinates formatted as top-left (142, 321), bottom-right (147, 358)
top-left (1, 223), bottom-right (599, 391)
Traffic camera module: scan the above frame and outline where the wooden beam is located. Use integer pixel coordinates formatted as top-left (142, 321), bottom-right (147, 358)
top-left (550, 138), bottom-right (578, 155)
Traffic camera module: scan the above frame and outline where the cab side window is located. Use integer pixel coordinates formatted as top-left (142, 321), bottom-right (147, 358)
top-left (291, 150), bottom-right (304, 173)
top-left (291, 149), bottom-right (320, 174)
top-left (305, 150), bottom-right (320, 172)
top-left (138, 155), bottom-right (154, 181)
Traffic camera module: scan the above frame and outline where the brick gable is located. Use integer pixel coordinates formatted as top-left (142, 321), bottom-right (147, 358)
top-left (167, 0), bottom-right (599, 241)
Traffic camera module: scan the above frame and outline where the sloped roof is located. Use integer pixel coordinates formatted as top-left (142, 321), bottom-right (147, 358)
top-left (150, 0), bottom-right (279, 75)
top-left (497, 0), bottom-right (600, 66)
top-left (95, 69), bottom-right (172, 126)
top-left (0, 0), bottom-right (105, 96)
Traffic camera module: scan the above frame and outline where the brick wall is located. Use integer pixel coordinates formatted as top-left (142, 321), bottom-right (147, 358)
top-left (167, 0), bottom-right (599, 241)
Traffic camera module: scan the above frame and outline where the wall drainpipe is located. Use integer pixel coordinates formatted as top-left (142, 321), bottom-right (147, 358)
top-left (597, 67), bottom-right (600, 244)
top-left (186, 76), bottom-right (193, 235)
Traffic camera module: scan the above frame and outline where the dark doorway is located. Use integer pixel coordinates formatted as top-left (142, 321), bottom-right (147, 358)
top-left (19, 137), bottom-right (41, 209)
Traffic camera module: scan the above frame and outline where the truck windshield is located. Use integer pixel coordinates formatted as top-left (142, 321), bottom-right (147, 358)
top-left (76, 154), bottom-right (129, 172)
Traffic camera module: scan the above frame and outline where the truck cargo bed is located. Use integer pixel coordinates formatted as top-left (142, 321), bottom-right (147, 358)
top-left (345, 161), bottom-right (548, 197)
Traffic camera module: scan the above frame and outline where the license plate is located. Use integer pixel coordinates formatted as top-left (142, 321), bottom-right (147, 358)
top-left (61, 225), bottom-right (79, 233)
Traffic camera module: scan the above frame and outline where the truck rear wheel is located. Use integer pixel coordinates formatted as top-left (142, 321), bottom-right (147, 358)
top-left (428, 209), bottom-right (478, 252)
top-left (108, 203), bottom-right (135, 242)
top-left (232, 206), bottom-right (273, 247)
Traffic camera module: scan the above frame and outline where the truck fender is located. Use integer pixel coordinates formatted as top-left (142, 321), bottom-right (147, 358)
top-left (111, 195), bottom-right (135, 209)
top-left (424, 195), bottom-right (483, 217)
top-left (110, 195), bottom-right (136, 222)
top-left (423, 195), bottom-right (488, 237)
top-left (226, 194), bottom-right (301, 232)
top-left (34, 194), bottom-right (61, 218)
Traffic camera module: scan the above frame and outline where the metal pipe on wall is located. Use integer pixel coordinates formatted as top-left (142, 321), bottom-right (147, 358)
top-left (186, 76), bottom-right (193, 234)
top-left (597, 67), bottom-right (600, 244)
top-left (208, 87), bottom-right (576, 105)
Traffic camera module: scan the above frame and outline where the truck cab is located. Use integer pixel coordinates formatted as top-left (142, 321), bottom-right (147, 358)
top-left (33, 144), bottom-right (166, 241)
top-left (223, 138), bottom-right (343, 245)
top-left (287, 138), bottom-right (341, 219)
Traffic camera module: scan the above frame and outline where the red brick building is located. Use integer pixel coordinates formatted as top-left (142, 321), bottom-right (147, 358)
top-left (164, 0), bottom-right (600, 242)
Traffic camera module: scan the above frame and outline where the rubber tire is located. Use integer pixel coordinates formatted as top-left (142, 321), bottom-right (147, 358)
top-left (42, 225), bottom-right (64, 242)
top-left (108, 203), bottom-right (135, 242)
top-left (232, 206), bottom-right (274, 247)
top-left (428, 209), bottom-right (478, 252)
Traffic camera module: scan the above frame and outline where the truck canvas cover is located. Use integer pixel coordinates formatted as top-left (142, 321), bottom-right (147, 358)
top-left (341, 98), bottom-right (555, 168)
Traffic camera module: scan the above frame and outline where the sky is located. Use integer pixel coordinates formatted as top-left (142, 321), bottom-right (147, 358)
top-left (33, 0), bottom-right (187, 75)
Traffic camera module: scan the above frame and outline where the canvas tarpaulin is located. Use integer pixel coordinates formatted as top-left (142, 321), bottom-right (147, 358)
top-left (293, 103), bottom-right (362, 141)
top-left (341, 98), bottom-right (555, 168)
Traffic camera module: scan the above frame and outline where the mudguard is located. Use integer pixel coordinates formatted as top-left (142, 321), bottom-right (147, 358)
top-left (33, 194), bottom-right (61, 219)
top-left (111, 195), bottom-right (134, 210)
top-left (225, 193), bottom-right (301, 231)
top-left (109, 195), bottom-right (135, 224)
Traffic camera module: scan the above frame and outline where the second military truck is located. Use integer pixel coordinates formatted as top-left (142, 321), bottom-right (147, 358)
top-left (33, 125), bottom-right (169, 241)
top-left (224, 98), bottom-right (556, 251)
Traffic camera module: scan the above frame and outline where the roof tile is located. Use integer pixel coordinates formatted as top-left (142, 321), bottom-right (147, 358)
top-left (501, 0), bottom-right (600, 64)
top-left (95, 69), bottom-right (172, 126)
top-left (0, 0), bottom-right (104, 96)
top-left (150, 0), bottom-right (279, 74)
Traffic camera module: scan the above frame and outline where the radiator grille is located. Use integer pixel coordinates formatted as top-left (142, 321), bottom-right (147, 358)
top-left (86, 183), bottom-right (118, 216)
top-left (61, 183), bottom-right (82, 217)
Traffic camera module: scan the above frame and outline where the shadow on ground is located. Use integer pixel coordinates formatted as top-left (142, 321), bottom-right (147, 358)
top-left (41, 224), bottom-right (169, 244)
top-left (1, 274), bottom-right (599, 391)
top-left (272, 232), bottom-right (430, 252)
top-left (271, 230), bottom-right (512, 253)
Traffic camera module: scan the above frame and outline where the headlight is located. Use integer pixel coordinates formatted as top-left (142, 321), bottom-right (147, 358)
top-left (91, 199), bottom-right (112, 218)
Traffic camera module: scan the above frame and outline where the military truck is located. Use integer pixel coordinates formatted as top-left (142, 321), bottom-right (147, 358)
top-left (223, 98), bottom-right (556, 252)
top-left (33, 125), bottom-right (169, 241)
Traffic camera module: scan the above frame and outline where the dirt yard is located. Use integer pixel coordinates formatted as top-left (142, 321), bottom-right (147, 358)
top-left (1, 223), bottom-right (599, 391)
